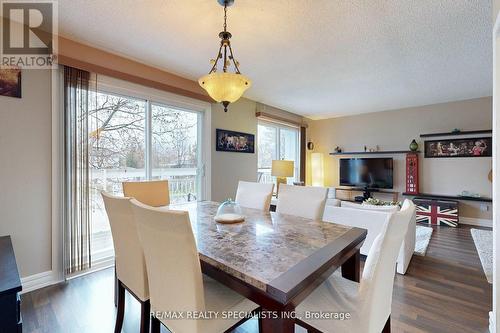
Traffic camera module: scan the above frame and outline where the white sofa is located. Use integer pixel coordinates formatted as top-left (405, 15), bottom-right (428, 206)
top-left (323, 199), bottom-right (416, 275)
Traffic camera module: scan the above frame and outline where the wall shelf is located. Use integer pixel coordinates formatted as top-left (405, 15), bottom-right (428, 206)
top-left (420, 129), bottom-right (492, 138)
top-left (330, 150), bottom-right (420, 156)
top-left (402, 192), bottom-right (492, 203)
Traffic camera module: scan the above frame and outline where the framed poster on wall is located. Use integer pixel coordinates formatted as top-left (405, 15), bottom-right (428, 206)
top-left (0, 68), bottom-right (21, 98)
top-left (216, 129), bottom-right (255, 153)
top-left (424, 137), bottom-right (492, 158)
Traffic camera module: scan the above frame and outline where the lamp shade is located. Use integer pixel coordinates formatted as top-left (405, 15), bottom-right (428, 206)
top-left (198, 72), bottom-right (251, 103)
top-left (271, 160), bottom-right (294, 178)
top-left (311, 153), bottom-right (324, 187)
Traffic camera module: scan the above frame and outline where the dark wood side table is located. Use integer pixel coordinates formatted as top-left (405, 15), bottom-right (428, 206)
top-left (0, 236), bottom-right (22, 333)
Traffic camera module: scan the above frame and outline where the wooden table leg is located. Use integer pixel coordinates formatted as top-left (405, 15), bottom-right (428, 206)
top-left (260, 307), bottom-right (295, 333)
top-left (341, 249), bottom-right (360, 282)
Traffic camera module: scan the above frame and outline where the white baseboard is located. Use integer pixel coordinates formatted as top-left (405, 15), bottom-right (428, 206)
top-left (66, 257), bottom-right (114, 280)
top-left (489, 311), bottom-right (495, 333)
top-left (20, 270), bottom-right (62, 294)
top-left (460, 217), bottom-right (493, 228)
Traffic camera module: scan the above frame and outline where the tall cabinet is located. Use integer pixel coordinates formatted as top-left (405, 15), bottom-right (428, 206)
top-left (0, 236), bottom-right (22, 333)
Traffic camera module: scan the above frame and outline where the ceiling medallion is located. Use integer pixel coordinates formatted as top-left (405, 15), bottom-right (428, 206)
top-left (198, 0), bottom-right (251, 112)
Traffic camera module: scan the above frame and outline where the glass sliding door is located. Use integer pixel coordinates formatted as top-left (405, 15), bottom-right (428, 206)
top-left (88, 91), bottom-right (147, 262)
top-left (151, 103), bottom-right (201, 203)
top-left (84, 89), bottom-right (205, 266)
top-left (64, 69), bottom-right (210, 275)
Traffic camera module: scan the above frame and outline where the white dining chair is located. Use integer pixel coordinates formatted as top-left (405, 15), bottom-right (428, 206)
top-left (129, 199), bottom-right (260, 333)
top-left (101, 192), bottom-right (150, 333)
top-left (276, 184), bottom-right (328, 220)
top-left (235, 181), bottom-right (275, 211)
top-left (296, 199), bottom-right (416, 333)
top-left (122, 180), bottom-right (170, 207)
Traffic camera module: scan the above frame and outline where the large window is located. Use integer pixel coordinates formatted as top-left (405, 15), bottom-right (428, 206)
top-left (151, 103), bottom-right (200, 202)
top-left (258, 121), bottom-right (300, 184)
top-left (88, 89), bottom-right (204, 262)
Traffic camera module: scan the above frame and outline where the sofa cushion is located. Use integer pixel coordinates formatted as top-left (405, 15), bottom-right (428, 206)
top-left (340, 201), bottom-right (362, 209)
top-left (340, 200), bottom-right (399, 213)
top-left (325, 198), bottom-right (341, 207)
top-left (360, 203), bottom-right (400, 213)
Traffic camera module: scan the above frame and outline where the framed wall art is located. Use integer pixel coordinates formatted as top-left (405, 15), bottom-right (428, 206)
top-left (0, 68), bottom-right (21, 98)
top-left (216, 129), bottom-right (255, 153)
top-left (424, 137), bottom-right (492, 158)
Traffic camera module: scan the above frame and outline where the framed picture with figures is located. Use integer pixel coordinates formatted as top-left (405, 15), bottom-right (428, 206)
top-left (216, 129), bottom-right (255, 153)
top-left (424, 137), bottom-right (492, 158)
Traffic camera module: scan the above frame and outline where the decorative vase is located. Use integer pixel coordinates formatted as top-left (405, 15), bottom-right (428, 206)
top-left (409, 139), bottom-right (418, 152)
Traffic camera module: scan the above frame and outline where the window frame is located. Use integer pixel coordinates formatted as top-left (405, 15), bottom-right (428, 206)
top-left (95, 75), bottom-right (212, 201)
top-left (257, 119), bottom-right (301, 183)
top-left (87, 75), bottom-right (211, 267)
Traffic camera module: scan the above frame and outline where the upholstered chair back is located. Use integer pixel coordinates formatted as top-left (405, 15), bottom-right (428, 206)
top-left (276, 184), bottom-right (328, 220)
top-left (130, 199), bottom-right (205, 333)
top-left (101, 192), bottom-right (149, 301)
top-left (359, 199), bottom-right (415, 333)
top-left (235, 181), bottom-right (274, 211)
top-left (122, 180), bottom-right (170, 207)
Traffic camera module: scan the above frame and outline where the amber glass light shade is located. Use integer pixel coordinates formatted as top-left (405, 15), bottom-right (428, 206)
top-left (198, 72), bottom-right (251, 103)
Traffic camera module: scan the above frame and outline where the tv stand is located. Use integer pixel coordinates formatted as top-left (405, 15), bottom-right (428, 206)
top-left (353, 187), bottom-right (379, 202)
top-left (335, 187), bottom-right (399, 203)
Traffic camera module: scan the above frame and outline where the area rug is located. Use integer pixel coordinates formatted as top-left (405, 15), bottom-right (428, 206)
top-left (414, 225), bottom-right (433, 256)
top-left (471, 228), bottom-right (493, 284)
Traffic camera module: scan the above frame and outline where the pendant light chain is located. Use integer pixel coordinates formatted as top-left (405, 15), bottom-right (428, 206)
top-left (223, 3), bottom-right (228, 32)
top-left (198, 0), bottom-right (252, 112)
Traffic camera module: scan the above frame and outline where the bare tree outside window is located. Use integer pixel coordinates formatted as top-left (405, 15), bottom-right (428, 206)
top-left (86, 91), bottom-right (200, 261)
top-left (151, 104), bottom-right (198, 203)
top-left (88, 92), bottom-right (146, 260)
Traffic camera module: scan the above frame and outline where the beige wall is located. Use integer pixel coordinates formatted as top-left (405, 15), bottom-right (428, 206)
top-left (306, 97), bottom-right (493, 220)
top-left (211, 98), bottom-right (302, 201)
top-left (211, 99), bottom-right (258, 202)
top-left (0, 70), bottom-right (53, 277)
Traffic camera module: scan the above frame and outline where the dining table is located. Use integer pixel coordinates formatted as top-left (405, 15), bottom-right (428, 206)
top-left (170, 201), bottom-right (367, 333)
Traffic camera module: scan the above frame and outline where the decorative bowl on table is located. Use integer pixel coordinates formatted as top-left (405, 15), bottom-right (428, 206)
top-left (214, 199), bottom-right (245, 224)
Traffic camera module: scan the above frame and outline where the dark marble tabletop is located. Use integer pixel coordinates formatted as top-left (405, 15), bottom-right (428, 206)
top-left (169, 201), bottom-right (354, 292)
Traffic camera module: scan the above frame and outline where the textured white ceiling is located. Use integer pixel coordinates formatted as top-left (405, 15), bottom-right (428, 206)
top-left (58, 0), bottom-right (492, 119)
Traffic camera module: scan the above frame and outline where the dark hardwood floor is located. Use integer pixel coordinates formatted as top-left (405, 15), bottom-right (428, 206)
top-left (20, 225), bottom-right (492, 333)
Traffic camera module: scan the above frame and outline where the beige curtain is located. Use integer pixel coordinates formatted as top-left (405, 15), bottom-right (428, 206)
top-left (64, 66), bottom-right (92, 274)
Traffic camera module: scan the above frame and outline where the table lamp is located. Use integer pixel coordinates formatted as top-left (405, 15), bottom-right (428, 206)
top-left (271, 160), bottom-right (294, 195)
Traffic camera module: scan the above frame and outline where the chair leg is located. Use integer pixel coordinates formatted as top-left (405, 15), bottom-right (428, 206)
top-left (151, 316), bottom-right (161, 333)
top-left (114, 265), bottom-right (118, 307)
top-left (114, 281), bottom-right (125, 333)
top-left (382, 315), bottom-right (391, 333)
top-left (140, 300), bottom-right (151, 333)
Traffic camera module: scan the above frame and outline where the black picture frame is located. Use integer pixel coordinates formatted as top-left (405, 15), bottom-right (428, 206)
top-left (424, 137), bottom-right (492, 158)
top-left (216, 129), bottom-right (255, 153)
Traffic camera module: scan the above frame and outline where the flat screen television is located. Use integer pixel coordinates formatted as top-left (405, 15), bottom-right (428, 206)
top-left (339, 158), bottom-right (393, 189)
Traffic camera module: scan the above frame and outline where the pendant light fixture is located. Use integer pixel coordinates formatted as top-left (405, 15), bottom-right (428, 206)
top-left (198, 0), bottom-right (251, 112)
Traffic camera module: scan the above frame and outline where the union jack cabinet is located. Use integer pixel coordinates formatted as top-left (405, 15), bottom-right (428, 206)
top-left (413, 198), bottom-right (459, 227)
